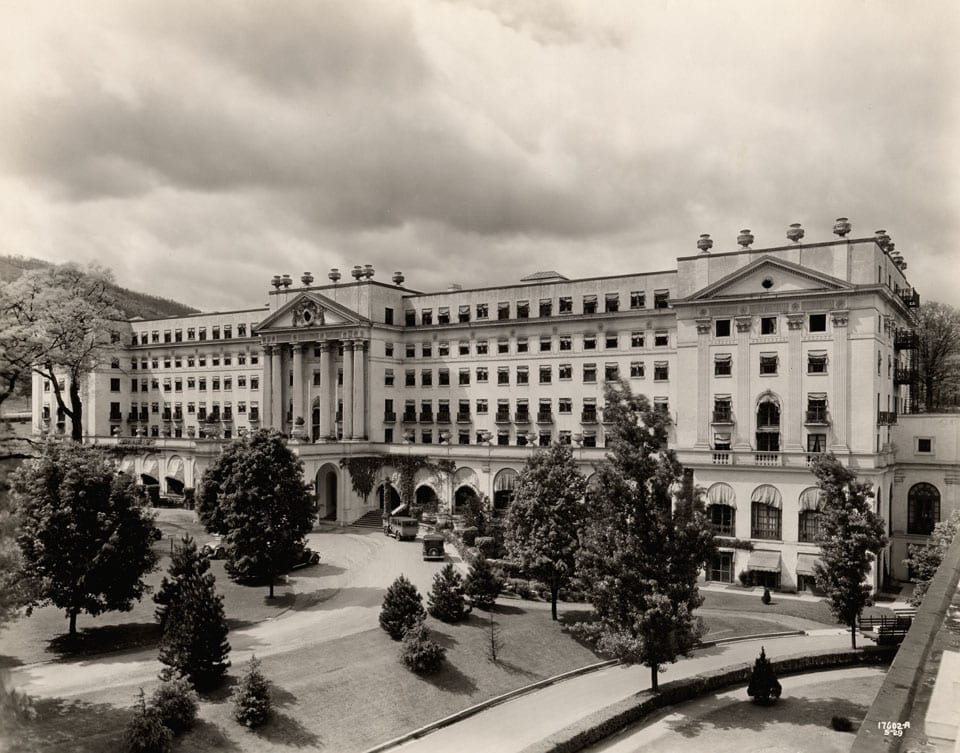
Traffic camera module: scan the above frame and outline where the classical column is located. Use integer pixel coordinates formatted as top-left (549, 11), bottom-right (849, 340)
top-left (272, 344), bottom-right (284, 434)
top-left (785, 313), bottom-right (805, 451)
top-left (292, 343), bottom-right (305, 428)
top-left (830, 310), bottom-right (850, 452)
top-left (734, 315), bottom-right (753, 450)
top-left (352, 340), bottom-right (367, 440)
top-left (342, 340), bottom-right (355, 439)
top-left (318, 341), bottom-right (332, 440)
top-left (262, 345), bottom-right (274, 430)
top-left (695, 318), bottom-right (712, 449)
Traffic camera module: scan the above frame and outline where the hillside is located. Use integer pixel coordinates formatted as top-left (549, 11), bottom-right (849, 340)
top-left (0, 255), bottom-right (199, 319)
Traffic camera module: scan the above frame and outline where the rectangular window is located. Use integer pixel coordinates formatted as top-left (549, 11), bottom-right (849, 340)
top-left (807, 352), bottom-right (828, 374)
top-left (186, 377), bottom-right (196, 390)
top-left (713, 397), bottom-right (732, 422)
top-left (476, 367), bottom-right (488, 383)
top-left (211, 326), bottom-right (220, 340)
top-left (760, 316), bottom-right (777, 335)
top-left (385, 369), bottom-right (395, 387)
top-left (654, 361), bottom-right (669, 381)
top-left (175, 378), bottom-right (183, 392)
top-left (539, 298), bottom-right (552, 317)
top-left (237, 353), bottom-right (246, 365)
top-left (582, 294), bottom-right (597, 314)
top-left (809, 313), bottom-right (827, 332)
top-left (714, 353), bottom-right (732, 376)
top-left (476, 340), bottom-right (489, 355)
top-left (385, 342), bottom-right (395, 357)
top-left (251, 376), bottom-right (259, 389)
top-left (583, 334), bottom-right (597, 350)
top-left (806, 396), bottom-right (827, 423)
top-left (630, 361), bottom-right (644, 378)
top-left (250, 353), bottom-right (259, 365)
top-left (559, 296), bottom-right (573, 314)
top-left (198, 327), bottom-right (207, 341)
top-left (406, 343), bottom-right (416, 358)
top-left (631, 331), bottom-right (644, 348)
top-left (498, 301), bottom-right (510, 320)
top-left (459, 340), bottom-right (470, 356)
top-left (212, 377), bottom-right (220, 391)
top-left (238, 375), bottom-right (246, 388)
top-left (540, 365), bottom-right (552, 384)
top-left (583, 363), bottom-right (597, 383)
top-left (198, 356), bottom-right (206, 367)
top-left (110, 378), bottom-right (121, 392)
top-left (187, 328), bottom-right (197, 341)
top-left (423, 308), bottom-right (435, 325)
top-left (760, 354), bottom-right (779, 375)
top-left (630, 291), bottom-right (645, 309)
top-left (497, 338), bottom-right (509, 354)
top-left (559, 335), bottom-right (572, 351)
top-left (516, 366), bottom-right (529, 385)
top-left (497, 367), bottom-right (510, 385)
top-left (582, 432), bottom-right (597, 448)
top-left (605, 293), bottom-right (619, 313)
top-left (751, 503), bottom-right (781, 540)
top-left (459, 368), bottom-right (470, 385)
top-left (559, 363), bottom-right (572, 380)
top-left (654, 397), bottom-right (669, 414)
top-left (605, 333), bottom-right (618, 349)
top-left (438, 342), bottom-right (449, 357)
top-left (422, 343), bottom-right (432, 358)
top-left (715, 319), bottom-right (731, 338)
top-left (558, 397), bottom-right (572, 414)
top-left (516, 337), bottom-right (529, 353)
top-left (438, 368), bottom-right (450, 386)
top-left (476, 303), bottom-right (489, 319)
top-left (198, 377), bottom-right (207, 391)
top-left (224, 325), bottom-right (232, 339)
top-left (708, 552), bottom-right (734, 583)
top-left (174, 329), bottom-right (183, 343)
top-left (211, 356), bottom-right (220, 367)
top-left (654, 331), bottom-right (669, 347)
top-left (237, 323), bottom-right (247, 337)
top-left (384, 307), bottom-right (394, 325)
top-left (458, 430), bottom-right (470, 445)
top-left (421, 369), bottom-right (433, 387)
top-left (917, 437), bottom-right (933, 454)
top-left (496, 431), bottom-right (509, 446)
top-left (151, 330), bottom-right (160, 343)
top-left (516, 301), bottom-right (529, 319)
top-left (539, 336), bottom-right (552, 352)
top-left (604, 363), bottom-right (619, 382)
top-left (421, 430), bottom-right (433, 444)
top-left (406, 310), bottom-right (417, 326)
top-left (714, 432), bottom-right (732, 451)
top-left (405, 369), bottom-right (416, 387)
top-left (458, 305), bottom-right (470, 323)
top-left (654, 290), bottom-right (669, 310)
top-left (131, 379), bottom-right (139, 392)
top-left (476, 399), bottom-right (488, 414)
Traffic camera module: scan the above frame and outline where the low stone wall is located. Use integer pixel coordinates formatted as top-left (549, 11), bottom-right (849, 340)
top-left (526, 646), bottom-right (895, 753)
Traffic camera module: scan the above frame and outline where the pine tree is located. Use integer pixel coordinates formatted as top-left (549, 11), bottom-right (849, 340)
top-left (576, 381), bottom-right (716, 691)
top-left (124, 688), bottom-right (173, 753)
top-left (810, 455), bottom-right (887, 648)
top-left (427, 564), bottom-right (470, 623)
top-left (149, 673), bottom-right (198, 735)
top-left (504, 443), bottom-right (587, 620)
top-left (400, 622), bottom-right (446, 674)
top-left (464, 555), bottom-right (503, 611)
top-left (747, 646), bottom-right (782, 705)
top-left (155, 536), bottom-right (231, 689)
top-left (379, 575), bottom-right (426, 640)
top-left (232, 655), bottom-right (272, 728)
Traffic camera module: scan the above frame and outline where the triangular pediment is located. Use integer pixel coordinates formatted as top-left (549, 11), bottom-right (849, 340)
top-left (687, 256), bottom-right (853, 301)
top-left (254, 292), bottom-right (368, 333)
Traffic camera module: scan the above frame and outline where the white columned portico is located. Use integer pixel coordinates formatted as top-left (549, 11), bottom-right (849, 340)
top-left (785, 313), bottom-right (805, 451)
top-left (318, 340), bottom-right (332, 440)
top-left (352, 340), bottom-right (366, 440)
top-left (342, 341), bottom-right (355, 439)
top-left (830, 310), bottom-right (850, 452)
top-left (695, 318), bottom-right (711, 448)
top-left (261, 345), bottom-right (274, 429)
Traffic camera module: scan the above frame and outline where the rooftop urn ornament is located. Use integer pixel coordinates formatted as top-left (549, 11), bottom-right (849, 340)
top-left (786, 223), bottom-right (805, 243)
top-left (351, 265), bottom-right (363, 280)
top-left (737, 229), bottom-right (754, 248)
top-left (300, 272), bottom-right (314, 286)
top-left (271, 275), bottom-right (283, 289)
top-left (328, 268), bottom-right (341, 284)
top-left (363, 264), bottom-right (375, 279)
top-left (392, 271), bottom-right (405, 286)
top-left (875, 229), bottom-right (892, 251)
top-left (833, 217), bottom-right (852, 237)
top-left (697, 234), bottom-right (713, 254)
top-left (280, 274), bottom-right (292, 288)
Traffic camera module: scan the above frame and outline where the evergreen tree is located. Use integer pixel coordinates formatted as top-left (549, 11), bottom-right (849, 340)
top-left (576, 381), bottom-right (716, 691)
top-left (155, 536), bottom-right (231, 689)
top-left (124, 689), bottom-right (173, 753)
top-left (197, 430), bottom-right (316, 598)
top-left (379, 575), bottom-right (426, 639)
top-left (746, 646), bottom-right (781, 705)
top-left (904, 511), bottom-right (960, 606)
top-left (149, 673), bottom-right (199, 735)
top-left (464, 555), bottom-right (503, 610)
top-left (232, 655), bottom-right (272, 728)
top-left (504, 443), bottom-right (587, 620)
top-left (427, 564), bottom-right (470, 623)
top-left (810, 455), bottom-right (887, 648)
top-left (399, 622), bottom-right (446, 674)
top-left (14, 442), bottom-right (161, 636)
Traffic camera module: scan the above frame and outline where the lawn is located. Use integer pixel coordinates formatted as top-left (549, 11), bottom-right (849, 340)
top-left (700, 589), bottom-right (893, 625)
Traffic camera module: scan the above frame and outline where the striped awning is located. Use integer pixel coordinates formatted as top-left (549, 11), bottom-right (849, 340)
top-left (796, 553), bottom-right (822, 576)
top-left (799, 487), bottom-right (823, 511)
top-left (747, 550), bottom-right (781, 573)
top-left (707, 482), bottom-right (735, 508)
top-left (751, 484), bottom-right (782, 508)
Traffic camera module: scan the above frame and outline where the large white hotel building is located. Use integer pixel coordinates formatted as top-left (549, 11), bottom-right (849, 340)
top-left (31, 220), bottom-right (959, 592)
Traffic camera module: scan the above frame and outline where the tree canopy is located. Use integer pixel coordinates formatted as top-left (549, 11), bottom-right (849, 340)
top-left (915, 301), bottom-right (960, 411)
top-left (14, 442), bottom-right (161, 635)
top-left (197, 431), bottom-right (315, 597)
top-left (504, 443), bottom-right (586, 620)
top-left (576, 381), bottom-right (715, 691)
top-left (904, 510), bottom-right (960, 607)
top-left (810, 454), bottom-right (887, 648)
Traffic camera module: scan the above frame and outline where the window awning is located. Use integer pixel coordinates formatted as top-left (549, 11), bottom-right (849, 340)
top-left (714, 354), bottom-right (732, 363)
top-left (757, 393), bottom-right (780, 406)
top-left (747, 550), bottom-right (781, 573)
top-left (808, 392), bottom-right (827, 400)
top-left (714, 393), bottom-right (731, 400)
top-left (796, 553), bottom-right (822, 576)
top-left (583, 294), bottom-right (597, 302)
top-left (494, 469), bottom-right (518, 492)
top-left (799, 487), bottom-right (823, 511)
top-left (707, 482), bottom-right (736, 508)
top-left (808, 349), bottom-right (828, 356)
top-left (751, 484), bottom-right (782, 508)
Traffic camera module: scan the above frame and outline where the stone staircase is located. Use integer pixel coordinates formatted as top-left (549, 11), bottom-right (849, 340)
top-left (351, 510), bottom-right (384, 530)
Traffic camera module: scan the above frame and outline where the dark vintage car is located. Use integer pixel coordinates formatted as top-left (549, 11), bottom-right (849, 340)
top-left (384, 516), bottom-right (419, 541)
top-left (422, 534), bottom-right (445, 561)
top-left (200, 538), bottom-right (226, 559)
top-left (290, 547), bottom-right (321, 570)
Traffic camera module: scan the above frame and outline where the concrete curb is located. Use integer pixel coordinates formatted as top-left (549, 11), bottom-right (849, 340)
top-left (700, 629), bottom-right (805, 647)
top-left (362, 659), bottom-right (619, 753)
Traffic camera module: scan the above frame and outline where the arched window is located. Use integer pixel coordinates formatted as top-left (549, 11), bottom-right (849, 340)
top-left (756, 395), bottom-right (780, 452)
top-left (908, 483), bottom-right (940, 535)
top-left (706, 483), bottom-right (736, 536)
top-left (493, 468), bottom-right (519, 514)
top-left (798, 487), bottom-right (824, 543)
top-left (751, 484), bottom-right (782, 540)
top-left (584, 472), bottom-right (600, 504)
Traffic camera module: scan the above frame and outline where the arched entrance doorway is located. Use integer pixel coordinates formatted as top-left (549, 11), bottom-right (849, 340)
top-left (493, 468), bottom-right (518, 516)
top-left (415, 484), bottom-right (439, 515)
top-left (377, 483), bottom-right (403, 514)
top-left (315, 464), bottom-right (339, 521)
top-left (454, 485), bottom-right (480, 516)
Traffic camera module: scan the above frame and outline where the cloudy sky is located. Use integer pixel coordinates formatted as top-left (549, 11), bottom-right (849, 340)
top-left (1, 0), bottom-right (958, 311)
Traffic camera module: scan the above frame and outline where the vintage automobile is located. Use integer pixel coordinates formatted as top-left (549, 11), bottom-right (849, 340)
top-left (422, 533), bottom-right (445, 561)
top-left (200, 538), bottom-right (226, 559)
top-left (384, 516), bottom-right (419, 541)
top-left (290, 546), bottom-right (321, 570)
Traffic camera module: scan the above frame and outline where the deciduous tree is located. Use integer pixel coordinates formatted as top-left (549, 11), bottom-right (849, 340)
top-left (576, 381), bottom-right (715, 691)
top-left (504, 443), bottom-right (586, 620)
top-left (197, 431), bottom-right (315, 598)
top-left (811, 455), bottom-right (887, 648)
top-left (915, 301), bottom-right (960, 411)
top-left (904, 511), bottom-right (960, 607)
top-left (14, 442), bottom-right (160, 636)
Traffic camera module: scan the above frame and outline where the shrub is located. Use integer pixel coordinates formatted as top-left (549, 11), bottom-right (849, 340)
top-left (476, 536), bottom-right (498, 558)
top-left (232, 655), bottom-right (272, 728)
top-left (761, 587), bottom-right (771, 605)
top-left (427, 564), bottom-right (470, 623)
top-left (124, 689), bottom-right (173, 753)
top-left (505, 578), bottom-right (535, 600)
top-left (436, 519), bottom-right (454, 531)
top-left (145, 485), bottom-right (161, 506)
top-left (400, 623), bottom-right (446, 674)
top-left (379, 575), bottom-right (427, 640)
top-left (150, 674), bottom-right (198, 735)
top-left (465, 555), bottom-right (503, 610)
top-left (738, 570), bottom-right (751, 587)
top-left (461, 526), bottom-right (479, 547)
top-left (831, 715), bottom-right (854, 732)
top-left (747, 647), bottom-right (782, 705)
